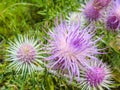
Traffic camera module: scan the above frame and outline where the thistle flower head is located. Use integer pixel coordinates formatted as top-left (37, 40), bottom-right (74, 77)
top-left (46, 19), bottom-right (100, 80)
top-left (106, 0), bottom-right (120, 31)
top-left (93, 0), bottom-right (111, 10)
top-left (83, 0), bottom-right (111, 22)
top-left (106, 15), bottom-right (120, 30)
top-left (80, 60), bottom-right (112, 90)
top-left (17, 43), bottom-right (36, 62)
top-left (84, 0), bottom-right (100, 21)
top-left (86, 67), bottom-right (106, 87)
top-left (7, 35), bottom-right (44, 75)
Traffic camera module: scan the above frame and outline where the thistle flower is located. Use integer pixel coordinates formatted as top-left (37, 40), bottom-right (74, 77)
top-left (82, 0), bottom-right (111, 22)
top-left (106, 0), bottom-right (120, 31)
top-left (84, 0), bottom-right (100, 21)
top-left (93, 0), bottom-right (111, 10)
top-left (80, 60), bottom-right (112, 90)
top-left (46, 19), bottom-right (101, 80)
top-left (7, 35), bottom-right (45, 75)
top-left (106, 15), bottom-right (120, 30)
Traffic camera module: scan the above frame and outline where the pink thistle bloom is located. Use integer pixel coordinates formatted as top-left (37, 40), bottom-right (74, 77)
top-left (80, 60), bottom-right (113, 90)
top-left (83, 0), bottom-right (111, 22)
top-left (84, 0), bottom-right (100, 21)
top-left (17, 43), bottom-right (36, 63)
top-left (106, 0), bottom-right (120, 31)
top-left (7, 35), bottom-right (45, 75)
top-left (46, 19), bottom-right (101, 80)
top-left (106, 15), bottom-right (119, 30)
top-left (93, 0), bottom-right (111, 10)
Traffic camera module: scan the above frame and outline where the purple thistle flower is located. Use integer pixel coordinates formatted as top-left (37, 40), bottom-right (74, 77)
top-left (106, 15), bottom-right (119, 30)
top-left (93, 0), bottom-right (111, 10)
top-left (7, 35), bottom-right (45, 75)
top-left (80, 60), bottom-right (112, 90)
top-left (17, 43), bottom-right (36, 62)
top-left (84, 0), bottom-right (100, 21)
top-left (106, 0), bottom-right (120, 31)
top-left (83, 0), bottom-right (111, 22)
top-left (46, 19), bottom-right (101, 80)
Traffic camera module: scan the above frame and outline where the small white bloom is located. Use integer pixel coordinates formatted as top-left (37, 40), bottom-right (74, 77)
top-left (7, 35), bottom-right (45, 75)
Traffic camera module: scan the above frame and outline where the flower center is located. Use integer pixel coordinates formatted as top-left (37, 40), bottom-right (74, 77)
top-left (86, 67), bottom-right (105, 87)
top-left (17, 43), bottom-right (36, 62)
